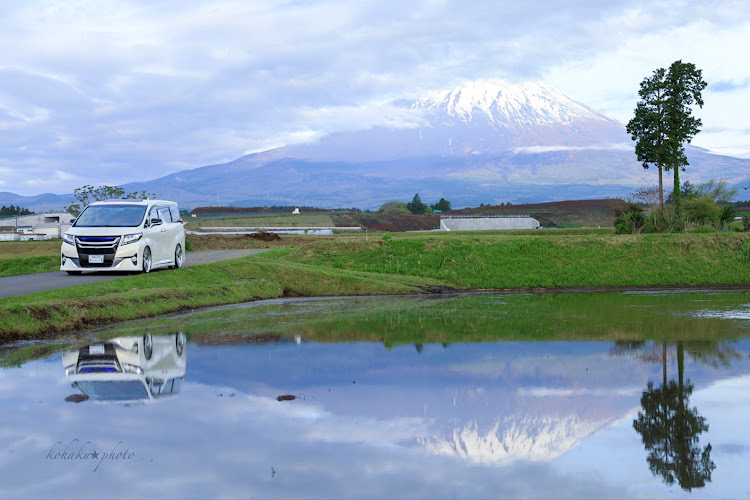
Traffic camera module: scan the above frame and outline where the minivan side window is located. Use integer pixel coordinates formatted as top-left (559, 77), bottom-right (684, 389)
top-left (148, 207), bottom-right (161, 225)
top-left (168, 205), bottom-right (180, 223)
top-left (156, 207), bottom-right (169, 222)
top-left (158, 206), bottom-right (172, 223)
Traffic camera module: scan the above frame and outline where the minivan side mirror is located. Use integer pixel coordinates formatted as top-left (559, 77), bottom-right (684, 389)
top-left (150, 218), bottom-right (162, 226)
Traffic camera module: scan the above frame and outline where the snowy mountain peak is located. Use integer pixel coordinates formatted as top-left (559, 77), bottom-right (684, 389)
top-left (401, 79), bottom-right (616, 128)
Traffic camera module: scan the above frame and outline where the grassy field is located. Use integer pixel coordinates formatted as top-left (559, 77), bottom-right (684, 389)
top-left (284, 233), bottom-right (750, 288)
top-left (0, 240), bottom-right (61, 277)
top-left (185, 213), bottom-right (335, 230)
top-left (1, 231), bottom-right (749, 342)
top-left (0, 240), bottom-right (60, 258)
top-left (0, 250), bottom-right (444, 342)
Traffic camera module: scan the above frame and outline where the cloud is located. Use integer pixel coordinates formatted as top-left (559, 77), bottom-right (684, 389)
top-left (711, 79), bottom-right (750, 93)
top-left (0, 0), bottom-right (749, 195)
top-left (513, 144), bottom-right (633, 154)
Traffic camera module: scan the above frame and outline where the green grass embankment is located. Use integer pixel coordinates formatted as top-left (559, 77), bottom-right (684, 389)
top-left (0, 256), bottom-right (59, 277)
top-left (2, 232), bottom-right (750, 343)
top-left (0, 250), bottom-right (445, 343)
top-left (283, 233), bottom-right (750, 288)
top-left (0, 240), bottom-right (61, 277)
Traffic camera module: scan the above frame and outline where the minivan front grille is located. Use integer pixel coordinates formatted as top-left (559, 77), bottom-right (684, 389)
top-left (76, 344), bottom-right (121, 373)
top-left (76, 236), bottom-right (120, 267)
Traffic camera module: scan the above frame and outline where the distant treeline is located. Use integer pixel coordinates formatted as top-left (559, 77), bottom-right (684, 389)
top-left (191, 205), bottom-right (363, 214)
top-left (266, 205), bottom-right (363, 213)
top-left (0, 205), bottom-right (32, 217)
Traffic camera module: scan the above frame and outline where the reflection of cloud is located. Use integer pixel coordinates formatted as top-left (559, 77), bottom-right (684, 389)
top-left (519, 387), bottom-right (643, 398)
top-left (714, 443), bottom-right (750, 455)
top-left (3, 340), bottom-right (750, 498)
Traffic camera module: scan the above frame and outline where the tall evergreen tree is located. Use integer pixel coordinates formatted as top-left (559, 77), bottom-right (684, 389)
top-left (627, 61), bottom-right (707, 218)
top-left (431, 198), bottom-right (452, 212)
top-left (627, 67), bottom-right (668, 208)
top-left (406, 193), bottom-right (428, 215)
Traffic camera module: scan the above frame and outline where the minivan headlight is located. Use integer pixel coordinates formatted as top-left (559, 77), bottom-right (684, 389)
top-left (121, 233), bottom-right (143, 246)
top-left (122, 363), bottom-right (144, 375)
top-left (62, 233), bottom-right (75, 246)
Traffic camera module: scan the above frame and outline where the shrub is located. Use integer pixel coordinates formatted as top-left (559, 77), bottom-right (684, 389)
top-left (689, 225), bottom-right (716, 234)
top-left (641, 206), bottom-right (683, 233)
top-left (378, 201), bottom-right (410, 214)
top-left (613, 203), bottom-right (645, 234)
top-left (728, 221), bottom-right (745, 232)
top-left (720, 205), bottom-right (737, 223)
top-left (736, 241), bottom-right (750, 263)
top-left (683, 196), bottom-right (722, 226)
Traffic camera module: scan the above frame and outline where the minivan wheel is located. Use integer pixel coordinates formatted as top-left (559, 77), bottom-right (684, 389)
top-left (176, 332), bottom-right (185, 356)
top-left (143, 333), bottom-right (153, 360)
top-left (173, 244), bottom-right (184, 269)
top-left (142, 247), bottom-right (152, 273)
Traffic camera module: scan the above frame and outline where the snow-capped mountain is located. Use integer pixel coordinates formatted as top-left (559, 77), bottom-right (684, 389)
top-left (404, 80), bottom-right (616, 130)
top-left (283, 80), bottom-right (628, 162)
top-left (5, 79), bottom-right (750, 210)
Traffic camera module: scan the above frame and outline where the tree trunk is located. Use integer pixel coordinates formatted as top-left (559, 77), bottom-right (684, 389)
top-left (658, 166), bottom-right (664, 208)
top-left (677, 341), bottom-right (684, 396)
top-left (673, 162), bottom-right (681, 220)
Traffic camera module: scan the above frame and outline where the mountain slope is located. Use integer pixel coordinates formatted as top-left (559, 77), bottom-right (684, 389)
top-left (281, 80), bottom-right (628, 163)
top-left (3, 80), bottom-right (750, 211)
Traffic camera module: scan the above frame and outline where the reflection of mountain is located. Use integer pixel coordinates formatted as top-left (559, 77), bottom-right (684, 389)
top-left (412, 385), bottom-right (630, 464)
top-left (420, 413), bottom-right (617, 464)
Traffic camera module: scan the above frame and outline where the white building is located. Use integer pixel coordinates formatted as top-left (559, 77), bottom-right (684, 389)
top-left (0, 212), bottom-right (72, 239)
top-left (440, 215), bottom-right (541, 231)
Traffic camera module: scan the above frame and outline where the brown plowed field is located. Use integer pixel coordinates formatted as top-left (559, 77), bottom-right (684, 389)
top-left (332, 213), bottom-right (440, 232)
top-left (447, 198), bottom-right (622, 228)
top-left (331, 199), bottom-right (622, 231)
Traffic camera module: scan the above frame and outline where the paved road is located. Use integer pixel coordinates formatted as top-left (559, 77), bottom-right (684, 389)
top-left (0, 249), bottom-right (268, 299)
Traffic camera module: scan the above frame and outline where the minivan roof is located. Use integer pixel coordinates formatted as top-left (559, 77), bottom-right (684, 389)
top-left (92, 199), bottom-right (177, 205)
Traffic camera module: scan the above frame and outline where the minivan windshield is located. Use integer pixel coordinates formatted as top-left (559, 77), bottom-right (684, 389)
top-left (74, 205), bottom-right (147, 228)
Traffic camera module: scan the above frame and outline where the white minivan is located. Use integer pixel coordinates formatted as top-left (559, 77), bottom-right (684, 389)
top-left (63, 333), bottom-right (187, 403)
top-left (61, 199), bottom-right (186, 275)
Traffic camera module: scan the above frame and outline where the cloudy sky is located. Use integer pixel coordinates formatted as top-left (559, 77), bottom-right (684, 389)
top-left (1, 0), bottom-right (749, 196)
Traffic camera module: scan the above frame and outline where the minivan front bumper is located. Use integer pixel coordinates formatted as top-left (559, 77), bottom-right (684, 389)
top-left (61, 237), bottom-right (142, 272)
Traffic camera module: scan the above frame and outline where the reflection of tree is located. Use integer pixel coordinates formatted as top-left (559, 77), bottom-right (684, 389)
top-left (611, 339), bottom-right (741, 368)
top-left (632, 341), bottom-right (715, 491)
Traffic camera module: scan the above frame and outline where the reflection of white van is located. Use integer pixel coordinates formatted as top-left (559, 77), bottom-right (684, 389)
top-left (60, 199), bottom-right (186, 275)
top-left (63, 333), bottom-right (187, 403)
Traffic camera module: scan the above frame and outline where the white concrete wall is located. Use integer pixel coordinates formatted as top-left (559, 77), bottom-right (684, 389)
top-left (440, 217), bottom-right (540, 231)
top-left (0, 212), bottom-right (70, 227)
top-left (32, 225), bottom-right (65, 238)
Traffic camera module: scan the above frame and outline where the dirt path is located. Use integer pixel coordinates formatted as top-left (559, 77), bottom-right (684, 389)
top-left (0, 249), bottom-right (269, 299)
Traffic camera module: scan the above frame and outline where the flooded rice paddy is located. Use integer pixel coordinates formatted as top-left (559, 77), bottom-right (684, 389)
top-left (2, 291), bottom-right (750, 499)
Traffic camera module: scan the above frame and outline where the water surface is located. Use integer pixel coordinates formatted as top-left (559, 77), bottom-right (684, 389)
top-left (2, 291), bottom-right (750, 499)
